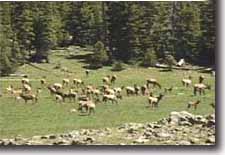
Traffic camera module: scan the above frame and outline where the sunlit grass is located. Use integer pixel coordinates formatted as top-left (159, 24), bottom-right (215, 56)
top-left (0, 50), bottom-right (215, 138)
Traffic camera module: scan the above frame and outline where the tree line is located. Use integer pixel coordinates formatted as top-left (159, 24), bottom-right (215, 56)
top-left (0, 1), bottom-right (215, 75)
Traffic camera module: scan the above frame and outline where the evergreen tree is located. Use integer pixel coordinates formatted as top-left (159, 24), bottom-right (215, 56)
top-left (90, 41), bottom-right (109, 68)
top-left (11, 2), bottom-right (35, 57)
top-left (106, 2), bottom-right (130, 61)
top-left (0, 2), bottom-right (20, 75)
top-left (198, 0), bottom-right (216, 65)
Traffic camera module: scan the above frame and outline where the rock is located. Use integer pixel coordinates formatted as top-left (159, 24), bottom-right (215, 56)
top-left (133, 136), bottom-right (149, 144)
top-left (194, 115), bottom-right (207, 124)
top-left (205, 137), bottom-right (215, 144)
top-left (104, 127), bottom-right (111, 132)
top-left (169, 111), bottom-right (182, 125)
top-left (179, 121), bottom-right (192, 126)
top-left (127, 127), bottom-right (138, 134)
top-left (143, 131), bottom-right (153, 138)
top-left (48, 134), bottom-right (57, 139)
top-left (53, 139), bottom-right (69, 145)
top-left (204, 120), bottom-right (215, 128)
top-left (69, 130), bottom-right (80, 137)
top-left (40, 136), bottom-right (48, 139)
top-left (177, 140), bottom-right (191, 145)
top-left (155, 132), bottom-right (172, 139)
top-left (84, 136), bottom-right (95, 143)
top-left (71, 139), bottom-right (84, 145)
top-left (189, 138), bottom-right (200, 144)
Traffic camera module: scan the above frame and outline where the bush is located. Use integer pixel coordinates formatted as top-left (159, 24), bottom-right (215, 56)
top-left (90, 41), bottom-right (109, 68)
top-left (111, 61), bottom-right (125, 71)
top-left (142, 49), bottom-right (157, 67)
top-left (165, 54), bottom-right (177, 70)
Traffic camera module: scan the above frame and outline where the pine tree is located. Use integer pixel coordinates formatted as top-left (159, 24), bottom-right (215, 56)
top-left (198, 0), bottom-right (215, 65)
top-left (31, 2), bottom-right (58, 63)
top-left (0, 2), bottom-right (20, 75)
top-left (90, 41), bottom-right (109, 68)
top-left (106, 2), bottom-right (130, 61)
top-left (11, 2), bottom-right (35, 57)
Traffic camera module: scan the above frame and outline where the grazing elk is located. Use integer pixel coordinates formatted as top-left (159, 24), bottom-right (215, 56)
top-left (102, 94), bottom-right (118, 104)
top-left (199, 75), bottom-right (205, 83)
top-left (193, 83), bottom-right (211, 95)
top-left (187, 100), bottom-right (201, 110)
top-left (102, 75), bottom-right (111, 85)
top-left (125, 86), bottom-right (135, 96)
top-left (78, 100), bottom-right (96, 115)
top-left (110, 75), bottom-right (117, 84)
top-left (182, 76), bottom-right (192, 87)
top-left (85, 70), bottom-right (90, 77)
top-left (19, 88), bottom-right (41, 104)
top-left (146, 78), bottom-right (161, 89)
top-left (73, 78), bottom-right (84, 87)
top-left (62, 78), bottom-right (70, 86)
top-left (148, 94), bottom-right (164, 108)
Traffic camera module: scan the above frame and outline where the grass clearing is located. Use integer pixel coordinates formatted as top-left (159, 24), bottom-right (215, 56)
top-left (0, 50), bottom-right (215, 138)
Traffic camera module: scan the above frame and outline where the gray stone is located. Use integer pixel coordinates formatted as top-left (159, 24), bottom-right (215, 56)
top-left (205, 137), bottom-right (215, 144)
top-left (48, 135), bottom-right (57, 139)
top-left (189, 138), bottom-right (200, 144)
top-left (178, 140), bottom-right (191, 145)
top-left (133, 136), bottom-right (149, 144)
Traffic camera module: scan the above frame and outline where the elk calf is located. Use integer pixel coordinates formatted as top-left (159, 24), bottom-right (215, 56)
top-left (187, 100), bottom-right (201, 110)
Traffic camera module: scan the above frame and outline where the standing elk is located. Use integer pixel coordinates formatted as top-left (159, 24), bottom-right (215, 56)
top-left (148, 94), bottom-right (164, 108)
top-left (193, 83), bottom-right (211, 95)
top-left (146, 78), bottom-right (161, 89)
top-left (182, 76), bottom-right (192, 87)
top-left (187, 100), bottom-right (201, 110)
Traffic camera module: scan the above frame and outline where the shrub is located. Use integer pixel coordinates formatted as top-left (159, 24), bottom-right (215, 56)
top-left (111, 61), bottom-right (125, 71)
top-left (165, 54), bottom-right (177, 70)
top-left (90, 41), bottom-right (109, 68)
top-left (142, 49), bottom-right (157, 67)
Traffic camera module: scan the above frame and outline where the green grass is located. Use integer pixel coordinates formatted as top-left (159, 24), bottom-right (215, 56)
top-left (0, 50), bottom-right (215, 138)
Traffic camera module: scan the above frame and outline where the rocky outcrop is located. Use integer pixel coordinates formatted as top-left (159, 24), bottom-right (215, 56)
top-left (0, 111), bottom-right (215, 145)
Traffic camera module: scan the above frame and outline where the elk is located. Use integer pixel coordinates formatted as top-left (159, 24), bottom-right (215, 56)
top-left (22, 84), bottom-right (32, 92)
top-left (125, 86), bottom-right (135, 96)
top-left (182, 76), bottom-right (192, 87)
top-left (21, 78), bottom-right (30, 85)
top-left (102, 75), bottom-right (111, 85)
top-left (193, 83), bottom-right (211, 95)
top-left (47, 85), bottom-right (57, 96)
top-left (102, 94), bottom-right (118, 104)
top-left (19, 88), bottom-right (41, 104)
top-left (73, 78), bottom-right (84, 87)
top-left (141, 85), bottom-right (148, 96)
top-left (53, 83), bottom-right (63, 90)
top-left (62, 78), bottom-right (70, 86)
top-left (148, 94), bottom-right (164, 108)
top-left (78, 100), bottom-right (96, 115)
top-left (146, 78), bottom-right (161, 89)
top-left (110, 75), bottom-right (117, 84)
top-left (134, 84), bottom-right (140, 95)
top-left (55, 94), bottom-right (64, 103)
top-left (187, 100), bottom-right (201, 110)
top-left (40, 78), bottom-right (47, 85)
top-left (85, 70), bottom-right (90, 77)
top-left (199, 75), bottom-right (205, 83)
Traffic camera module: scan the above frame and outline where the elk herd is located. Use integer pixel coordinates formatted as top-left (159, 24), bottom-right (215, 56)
top-left (1, 69), bottom-right (213, 115)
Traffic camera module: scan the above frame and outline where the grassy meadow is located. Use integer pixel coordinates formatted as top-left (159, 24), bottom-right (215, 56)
top-left (0, 48), bottom-right (215, 139)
